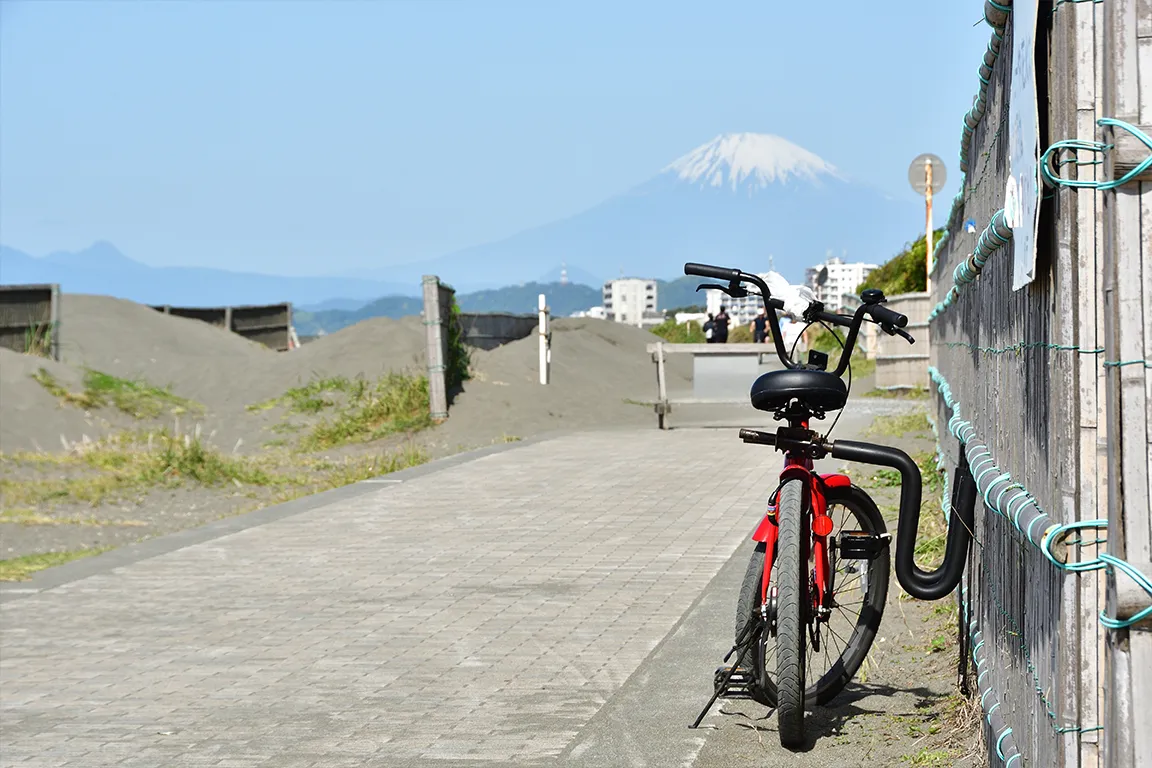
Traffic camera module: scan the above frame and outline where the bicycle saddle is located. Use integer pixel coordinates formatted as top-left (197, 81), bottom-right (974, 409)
top-left (749, 369), bottom-right (848, 413)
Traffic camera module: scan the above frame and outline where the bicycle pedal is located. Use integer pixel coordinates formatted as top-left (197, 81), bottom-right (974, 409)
top-left (713, 666), bottom-right (755, 699)
top-left (836, 530), bottom-right (890, 560)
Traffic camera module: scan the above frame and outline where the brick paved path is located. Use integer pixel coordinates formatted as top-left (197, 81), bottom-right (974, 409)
top-left (1, 429), bottom-right (786, 767)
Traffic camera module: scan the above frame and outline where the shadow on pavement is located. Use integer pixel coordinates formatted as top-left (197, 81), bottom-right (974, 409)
top-left (712, 682), bottom-right (951, 753)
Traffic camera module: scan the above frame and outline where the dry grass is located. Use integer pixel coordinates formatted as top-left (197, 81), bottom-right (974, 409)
top-left (0, 548), bottom-right (108, 581)
top-left (0, 425), bottom-right (428, 513)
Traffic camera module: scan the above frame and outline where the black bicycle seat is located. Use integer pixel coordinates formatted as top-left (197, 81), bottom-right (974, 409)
top-left (750, 369), bottom-right (848, 413)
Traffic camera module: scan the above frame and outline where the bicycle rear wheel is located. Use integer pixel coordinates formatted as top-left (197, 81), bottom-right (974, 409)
top-left (735, 482), bottom-right (890, 712)
top-left (774, 478), bottom-right (807, 746)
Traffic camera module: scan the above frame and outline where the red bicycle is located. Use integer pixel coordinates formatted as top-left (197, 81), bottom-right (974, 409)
top-left (683, 262), bottom-right (975, 748)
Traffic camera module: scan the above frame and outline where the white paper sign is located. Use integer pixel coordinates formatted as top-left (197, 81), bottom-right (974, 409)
top-left (1009, 0), bottom-right (1040, 290)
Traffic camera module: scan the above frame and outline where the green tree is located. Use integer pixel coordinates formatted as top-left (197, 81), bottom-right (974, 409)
top-left (651, 318), bottom-right (705, 343)
top-left (857, 228), bottom-right (947, 295)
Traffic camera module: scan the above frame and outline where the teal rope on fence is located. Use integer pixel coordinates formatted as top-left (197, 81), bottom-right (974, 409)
top-left (961, 583), bottom-right (1023, 766)
top-left (930, 366), bottom-right (1059, 551)
top-left (959, 2), bottom-right (1010, 174)
top-left (1041, 118), bottom-right (1152, 190)
top-left (941, 340), bottom-right (1150, 369)
top-left (1039, 521), bottom-right (1152, 629)
top-left (943, 340), bottom-right (1105, 356)
top-left (932, 366), bottom-right (1152, 629)
top-left (930, 210), bottom-right (1014, 321)
top-left (1051, 0), bottom-right (1102, 13)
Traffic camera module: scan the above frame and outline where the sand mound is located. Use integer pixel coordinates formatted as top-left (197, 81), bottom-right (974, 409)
top-left (3, 299), bottom-right (696, 457)
top-left (57, 294), bottom-right (275, 408)
top-left (428, 317), bottom-right (692, 446)
top-left (0, 349), bottom-right (130, 454)
top-left (284, 316), bottom-right (425, 383)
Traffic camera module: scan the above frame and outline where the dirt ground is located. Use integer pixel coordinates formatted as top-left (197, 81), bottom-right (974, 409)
top-left (0, 296), bottom-right (694, 567)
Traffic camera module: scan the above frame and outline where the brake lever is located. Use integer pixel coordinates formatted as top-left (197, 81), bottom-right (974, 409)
top-left (695, 282), bottom-right (729, 294)
top-left (892, 326), bottom-right (916, 344)
top-left (694, 282), bottom-right (748, 298)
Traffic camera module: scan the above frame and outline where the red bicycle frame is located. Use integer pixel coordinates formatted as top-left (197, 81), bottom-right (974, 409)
top-left (750, 418), bottom-right (852, 619)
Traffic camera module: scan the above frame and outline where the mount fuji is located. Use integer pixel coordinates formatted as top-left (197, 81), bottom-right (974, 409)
top-left (387, 133), bottom-right (921, 289)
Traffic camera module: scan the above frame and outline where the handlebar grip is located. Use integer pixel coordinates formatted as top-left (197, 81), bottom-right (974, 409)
top-left (867, 303), bottom-right (908, 328)
top-left (814, 310), bottom-right (853, 329)
top-left (684, 262), bottom-right (741, 282)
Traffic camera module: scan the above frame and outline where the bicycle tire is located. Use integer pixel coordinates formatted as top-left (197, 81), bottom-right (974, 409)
top-left (775, 478), bottom-right (807, 747)
top-left (735, 483), bottom-right (890, 710)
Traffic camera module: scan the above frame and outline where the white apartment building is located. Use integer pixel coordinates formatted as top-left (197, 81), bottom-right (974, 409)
top-left (804, 256), bottom-right (878, 312)
top-left (570, 306), bottom-right (608, 319)
top-left (602, 278), bottom-right (661, 328)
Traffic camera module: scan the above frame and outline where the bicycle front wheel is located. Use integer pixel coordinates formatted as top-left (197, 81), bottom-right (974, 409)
top-left (734, 482), bottom-right (890, 739)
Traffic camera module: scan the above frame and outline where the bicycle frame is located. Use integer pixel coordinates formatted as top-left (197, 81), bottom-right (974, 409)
top-left (752, 418), bottom-right (849, 624)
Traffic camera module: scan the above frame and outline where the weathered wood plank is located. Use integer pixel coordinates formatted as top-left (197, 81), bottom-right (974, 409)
top-left (1113, 123), bottom-right (1152, 182)
top-left (1115, 187), bottom-right (1151, 565)
top-left (1131, 632), bottom-right (1152, 768)
top-left (1142, 38), bottom-right (1152, 122)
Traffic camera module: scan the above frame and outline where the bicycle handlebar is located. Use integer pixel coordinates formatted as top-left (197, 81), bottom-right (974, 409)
top-left (867, 303), bottom-right (907, 328)
top-left (685, 262), bottom-right (742, 282)
top-left (684, 261), bottom-right (912, 375)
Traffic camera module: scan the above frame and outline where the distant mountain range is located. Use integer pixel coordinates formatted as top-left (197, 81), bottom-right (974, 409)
top-left (2, 132), bottom-right (921, 309)
top-left (294, 277), bottom-right (708, 336)
top-left (0, 242), bottom-right (417, 307)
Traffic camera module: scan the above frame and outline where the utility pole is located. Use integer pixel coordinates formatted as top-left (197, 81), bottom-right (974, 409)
top-left (909, 153), bottom-right (946, 294)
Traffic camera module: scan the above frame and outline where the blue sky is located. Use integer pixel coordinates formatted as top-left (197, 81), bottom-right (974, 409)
top-left (0, 0), bottom-right (990, 277)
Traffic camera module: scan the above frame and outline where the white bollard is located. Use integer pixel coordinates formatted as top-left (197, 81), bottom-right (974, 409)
top-left (538, 293), bottom-right (550, 385)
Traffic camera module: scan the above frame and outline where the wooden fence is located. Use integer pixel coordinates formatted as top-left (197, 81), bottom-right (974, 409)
top-left (929, 1), bottom-right (1150, 766)
top-left (151, 302), bottom-right (294, 351)
top-left (0, 283), bottom-right (59, 360)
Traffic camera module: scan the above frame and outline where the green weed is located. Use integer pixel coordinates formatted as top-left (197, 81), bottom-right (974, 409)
top-left (82, 370), bottom-right (199, 418)
top-left (867, 409), bottom-right (931, 438)
top-left (24, 322), bottom-right (55, 358)
top-left (902, 748), bottom-right (951, 767)
top-left (302, 373), bottom-right (432, 449)
top-left (0, 548), bottom-right (107, 581)
top-left (863, 387), bottom-right (930, 399)
top-left (32, 368), bottom-right (199, 418)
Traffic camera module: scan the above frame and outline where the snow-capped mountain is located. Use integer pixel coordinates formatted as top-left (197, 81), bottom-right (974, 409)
top-left (666, 133), bottom-right (840, 191)
top-left (392, 133), bottom-right (919, 289)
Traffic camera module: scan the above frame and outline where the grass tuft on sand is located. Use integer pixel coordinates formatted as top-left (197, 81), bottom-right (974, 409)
top-left (0, 548), bottom-right (108, 581)
top-left (249, 372), bottom-right (433, 449)
top-left (866, 409), bottom-right (931, 438)
top-left (0, 426), bottom-right (429, 512)
top-left (33, 368), bottom-right (200, 418)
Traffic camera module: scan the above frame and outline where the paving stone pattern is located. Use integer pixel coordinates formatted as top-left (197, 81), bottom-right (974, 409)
top-left (0, 430), bottom-right (780, 767)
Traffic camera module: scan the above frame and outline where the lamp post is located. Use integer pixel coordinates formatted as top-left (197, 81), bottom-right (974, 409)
top-left (909, 153), bottom-right (947, 295)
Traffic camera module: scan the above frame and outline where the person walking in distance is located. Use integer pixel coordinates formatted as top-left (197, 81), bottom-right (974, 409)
top-left (750, 307), bottom-right (768, 344)
top-left (714, 306), bottom-right (730, 344)
top-left (703, 313), bottom-right (716, 343)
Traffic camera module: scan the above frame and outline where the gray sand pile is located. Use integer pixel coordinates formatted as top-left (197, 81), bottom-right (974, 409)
top-left (0, 349), bottom-right (137, 453)
top-left (56, 294), bottom-right (277, 408)
top-left (1, 296), bottom-right (688, 455)
top-left (430, 318), bottom-right (692, 449)
top-left (282, 316), bottom-right (426, 385)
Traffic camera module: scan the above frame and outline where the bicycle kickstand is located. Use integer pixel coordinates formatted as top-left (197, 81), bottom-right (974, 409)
top-left (689, 617), bottom-right (758, 729)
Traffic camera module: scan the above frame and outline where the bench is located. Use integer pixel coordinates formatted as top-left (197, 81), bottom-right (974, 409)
top-left (646, 342), bottom-right (785, 429)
